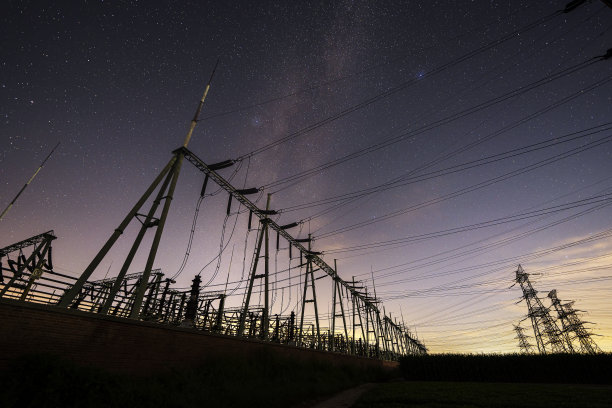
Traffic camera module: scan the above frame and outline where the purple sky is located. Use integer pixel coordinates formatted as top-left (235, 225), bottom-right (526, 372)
top-left (2, 0), bottom-right (612, 353)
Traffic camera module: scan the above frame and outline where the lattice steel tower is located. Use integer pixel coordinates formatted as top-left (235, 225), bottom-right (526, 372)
top-left (513, 323), bottom-right (535, 354)
top-left (547, 289), bottom-right (601, 354)
top-left (514, 265), bottom-right (566, 354)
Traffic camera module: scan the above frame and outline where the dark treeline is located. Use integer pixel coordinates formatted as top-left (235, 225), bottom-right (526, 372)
top-left (400, 353), bottom-right (612, 384)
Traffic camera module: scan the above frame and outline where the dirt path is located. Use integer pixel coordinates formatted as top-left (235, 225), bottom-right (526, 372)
top-left (307, 383), bottom-right (376, 408)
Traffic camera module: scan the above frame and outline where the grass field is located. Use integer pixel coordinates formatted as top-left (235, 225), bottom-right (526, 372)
top-left (353, 381), bottom-right (612, 408)
top-left (399, 353), bottom-right (612, 383)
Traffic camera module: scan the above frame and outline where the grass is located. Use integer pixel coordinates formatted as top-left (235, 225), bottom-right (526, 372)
top-left (353, 381), bottom-right (612, 408)
top-left (351, 354), bottom-right (612, 408)
top-left (1, 352), bottom-right (393, 408)
top-left (399, 353), bottom-right (612, 383)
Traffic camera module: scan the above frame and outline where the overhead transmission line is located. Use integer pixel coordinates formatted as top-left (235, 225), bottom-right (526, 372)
top-left (170, 11), bottom-right (604, 296)
top-left (170, 4), bottom-right (604, 310)
top-left (281, 5), bottom-right (610, 202)
top-left (337, 182), bottom-right (612, 265)
top-left (324, 192), bottom-right (612, 254)
top-left (209, 196), bottom-right (612, 297)
top-left (388, 275), bottom-right (612, 300)
top-left (170, 160), bottom-right (246, 281)
top-left (380, 263), bottom-right (612, 295)
top-left (423, 319), bottom-right (517, 336)
top-left (316, 127), bottom-right (612, 239)
top-left (258, 15), bottom-right (609, 230)
top-left (268, 53), bottom-right (609, 196)
top-left (237, 9), bottom-right (564, 160)
top-left (281, 122), bottom-right (612, 214)
top-left (342, 191), bottom-right (612, 302)
top-left (369, 218), bottom-right (612, 300)
top-left (365, 199), bottom-right (612, 282)
top-left (398, 263), bottom-right (612, 335)
top-left (411, 292), bottom-right (505, 326)
top-left (289, 68), bottom-right (612, 227)
top-left (366, 240), bottom-right (612, 288)
top-left (402, 290), bottom-right (504, 328)
top-left (200, 5), bottom-right (536, 122)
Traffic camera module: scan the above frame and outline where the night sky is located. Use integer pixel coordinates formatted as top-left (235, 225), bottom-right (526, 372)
top-left (2, 0), bottom-right (612, 353)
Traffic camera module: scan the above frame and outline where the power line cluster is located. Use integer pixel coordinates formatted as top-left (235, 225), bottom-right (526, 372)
top-left (513, 265), bottom-right (601, 354)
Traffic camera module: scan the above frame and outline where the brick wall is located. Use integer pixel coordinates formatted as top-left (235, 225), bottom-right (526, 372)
top-left (0, 298), bottom-right (397, 374)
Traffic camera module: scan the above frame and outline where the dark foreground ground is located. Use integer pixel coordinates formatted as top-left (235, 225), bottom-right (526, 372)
top-left (352, 381), bottom-right (612, 408)
top-left (0, 352), bottom-right (391, 408)
top-left (4, 353), bottom-right (612, 407)
top-left (398, 353), bottom-right (612, 384)
top-left (350, 353), bottom-right (612, 408)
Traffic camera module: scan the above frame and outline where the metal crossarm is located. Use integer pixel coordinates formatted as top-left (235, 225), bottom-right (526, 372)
top-left (0, 231), bottom-right (56, 257)
top-left (181, 147), bottom-right (381, 312)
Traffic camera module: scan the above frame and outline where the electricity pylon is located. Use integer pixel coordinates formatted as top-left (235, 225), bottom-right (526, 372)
top-left (514, 265), bottom-right (566, 354)
top-left (514, 323), bottom-right (535, 354)
top-left (548, 289), bottom-right (601, 354)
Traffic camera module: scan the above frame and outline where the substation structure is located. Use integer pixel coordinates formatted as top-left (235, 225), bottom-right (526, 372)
top-left (513, 265), bottom-right (601, 354)
top-left (0, 147), bottom-right (427, 361)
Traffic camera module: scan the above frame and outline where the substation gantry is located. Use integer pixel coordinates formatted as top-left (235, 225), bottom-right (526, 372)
top-left (1, 75), bottom-right (426, 360)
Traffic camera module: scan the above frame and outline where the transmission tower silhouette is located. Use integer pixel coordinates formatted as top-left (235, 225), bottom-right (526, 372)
top-left (547, 289), bottom-right (601, 354)
top-left (514, 265), bottom-right (566, 354)
top-left (513, 323), bottom-right (535, 354)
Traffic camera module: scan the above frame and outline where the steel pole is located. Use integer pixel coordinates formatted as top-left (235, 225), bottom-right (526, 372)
top-left (130, 154), bottom-right (184, 318)
top-left (262, 194), bottom-right (271, 339)
top-left (99, 164), bottom-right (175, 314)
top-left (58, 156), bottom-right (176, 308)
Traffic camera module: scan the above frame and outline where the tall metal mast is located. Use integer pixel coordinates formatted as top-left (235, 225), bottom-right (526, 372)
top-left (59, 63), bottom-right (218, 311)
top-left (1, 142), bottom-right (60, 221)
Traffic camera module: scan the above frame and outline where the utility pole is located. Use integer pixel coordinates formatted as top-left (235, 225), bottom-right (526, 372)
top-left (238, 194), bottom-right (272, 336)
top-left (331, 260), bottom-right (338, 351)
top-left (330, 259), bottom-right (349, 352)
top-left (298, 235), bottom-right (320, 348)
top-left (262, 194), bottom-right (271, 339)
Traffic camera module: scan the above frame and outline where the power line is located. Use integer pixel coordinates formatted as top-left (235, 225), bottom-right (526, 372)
top-left (324, 192), bottom-right (612, 254)
top-left (267, 58), bottom-right (609, 203)
top-left (238, 10), bottom-right (563, 159)
top-left (369, 203), bottom-right (612, 283)
top-left (282, 122), bottom-right (612, 214)
top-left (316, 127), bottom-right (612, 239)
top-left (199, 4), bottom-right (537, 122)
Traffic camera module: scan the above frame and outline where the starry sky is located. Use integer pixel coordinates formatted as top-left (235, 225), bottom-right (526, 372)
top-left (2, 0), bottom-right (612, 353)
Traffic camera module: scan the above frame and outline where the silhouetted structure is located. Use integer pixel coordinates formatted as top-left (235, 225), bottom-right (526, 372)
top-left (0, 79), bottom-right (426, 360)
top-left (514, 265), bottom-right (566, 354)
top-left (514, 323), bottom-right (535, 354)
top-left (548, 289), bottom-right (601, 354)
